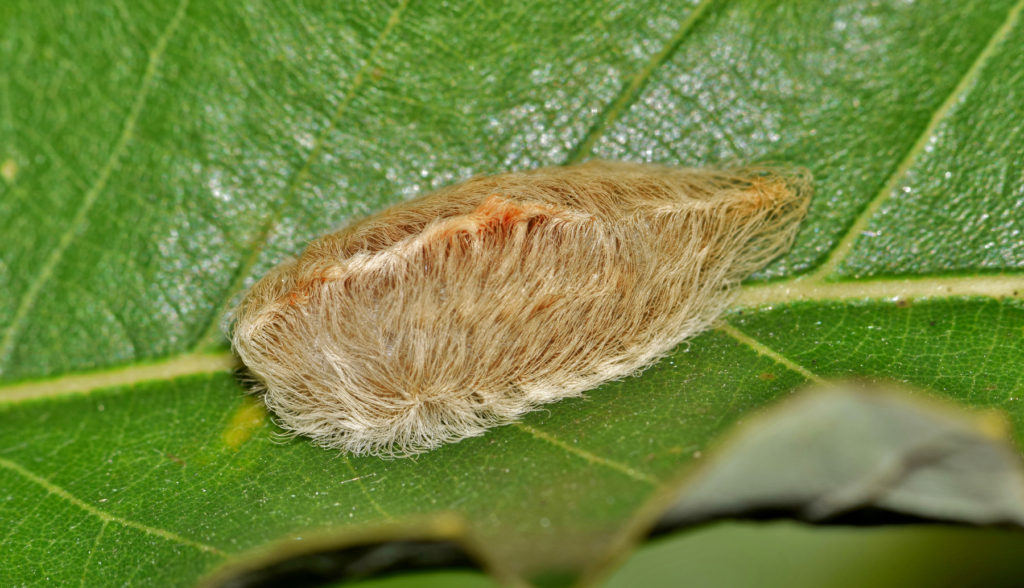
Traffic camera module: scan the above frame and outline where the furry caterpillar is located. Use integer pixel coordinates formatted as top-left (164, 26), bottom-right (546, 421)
top-left (230, 161), bottom-right (811, 457)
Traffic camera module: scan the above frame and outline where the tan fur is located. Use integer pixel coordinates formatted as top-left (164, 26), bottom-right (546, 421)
top-left (229, 161), bottom-right (812, 456)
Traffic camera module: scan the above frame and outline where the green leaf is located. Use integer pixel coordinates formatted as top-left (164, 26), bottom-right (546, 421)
top-left (2, 0), bottom-right (1023, 586)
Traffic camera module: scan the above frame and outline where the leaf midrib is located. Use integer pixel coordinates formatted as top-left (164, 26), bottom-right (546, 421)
top-left (1, 272), bottom-right (1021, 404)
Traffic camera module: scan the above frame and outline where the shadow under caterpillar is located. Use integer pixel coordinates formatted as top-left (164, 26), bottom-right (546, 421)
top-left (229, 161), bottom-right (812, 457)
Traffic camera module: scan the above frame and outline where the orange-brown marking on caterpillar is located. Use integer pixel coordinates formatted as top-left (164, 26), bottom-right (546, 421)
top-left (287, 275), bottom-right (332, 306)
top-left (432, 195), bottom-right (558, 242)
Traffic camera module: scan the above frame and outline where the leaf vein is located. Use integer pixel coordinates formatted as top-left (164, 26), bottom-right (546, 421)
top-left (810, 0), bottom-right (1024, 279)
top-left (79, 521), bottom-right (108, 588)
top-left (0, 457), bottom-right (226, 556)
top-left (718, 323), bottom-right (825, 384)
top-left (343, 457), bottom-right (393, 520)
top-left (513, 423), bottom-right (658, 485)
top-left (564, 0), bottom-right (717, 164)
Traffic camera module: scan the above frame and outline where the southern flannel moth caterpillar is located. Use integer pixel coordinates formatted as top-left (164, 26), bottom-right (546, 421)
top-left (230, 161), bottom-right (811, 456)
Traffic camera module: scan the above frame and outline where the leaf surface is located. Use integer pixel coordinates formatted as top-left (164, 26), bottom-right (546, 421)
top-left (1, 0), bottom-right (1023, 585)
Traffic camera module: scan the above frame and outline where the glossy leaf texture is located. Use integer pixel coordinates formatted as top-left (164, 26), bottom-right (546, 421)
top-left (1, 0), bottom-right (1023, 586)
